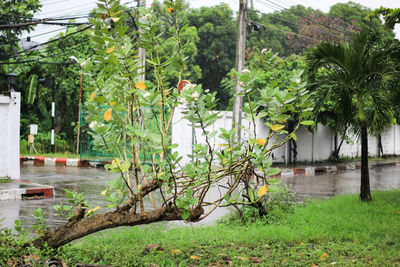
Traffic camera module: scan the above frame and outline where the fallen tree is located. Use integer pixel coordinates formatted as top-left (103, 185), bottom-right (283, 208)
top-left (31, 0), bottom-right (313, 249)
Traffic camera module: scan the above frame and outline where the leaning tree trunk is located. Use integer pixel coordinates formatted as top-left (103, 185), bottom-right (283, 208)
top-left (32, 180), bottom-right (204, 249)
top-left (360, 121), bottom-right (371, 201)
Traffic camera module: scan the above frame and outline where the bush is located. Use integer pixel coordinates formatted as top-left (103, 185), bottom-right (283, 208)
top-left (20, 132), bottom-right (74, 154)
top-left (220, 182), bottom-right (297, 225)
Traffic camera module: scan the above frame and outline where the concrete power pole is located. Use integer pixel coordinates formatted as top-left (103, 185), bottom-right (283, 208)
top-left (232, 0), bottom-right (248, 142)
top-left (250, 0), bottom-right (254, 9)
top-left (137, 0), bottom-right (146, 82)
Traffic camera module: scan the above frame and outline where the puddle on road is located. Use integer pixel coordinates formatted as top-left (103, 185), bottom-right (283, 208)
top-left (1, 165), bottom-right (399, 230)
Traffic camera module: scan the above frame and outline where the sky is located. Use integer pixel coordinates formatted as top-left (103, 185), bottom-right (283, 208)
top-left (22, 0), bottom-right (399, 43)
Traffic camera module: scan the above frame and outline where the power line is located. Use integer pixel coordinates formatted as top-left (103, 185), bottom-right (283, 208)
top-left (0, 59), bottom-right (71, 65)
top-left (255, 0), bottom-right (355, 35)
top-left (248, 18), bottom-right (325, 42)
top-left (7, 25), bottom-right (92, 58)
top-left (249, 9), bottom-right (350, 41)
top-left (0, 20), bottom-right (90, 29)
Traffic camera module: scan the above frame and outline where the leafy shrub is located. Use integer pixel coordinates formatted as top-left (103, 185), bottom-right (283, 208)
top-left (220, 182), bottom-right (297, 225)
top-left (20, 132), bottom-right (74, 154)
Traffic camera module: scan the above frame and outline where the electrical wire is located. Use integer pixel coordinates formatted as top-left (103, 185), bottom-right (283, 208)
top-left (6, 25), bottom-right (92, 58)
top-left (249, 9), bottom-right (350, 41)
top-left (248, 18), bottom-right (325, 42)
top-left (255, 0), bottom-right (355, 35)
top-left (0, 59), bottom-right (70, 65)
top-left (0, 20), bottom-right (90, 29)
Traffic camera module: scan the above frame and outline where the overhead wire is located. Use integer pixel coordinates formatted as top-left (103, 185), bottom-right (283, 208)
top-left (247, 18), bottom-right (325, 43)
top-left (248, 9), bottom-right (350, 41)
top-left (255, 0), bottom-right (355, 35)
top-left (6, 25), bottom-right (92, 58)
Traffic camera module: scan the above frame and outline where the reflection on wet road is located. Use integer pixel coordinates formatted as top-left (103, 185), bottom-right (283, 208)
top-left (0, 165), bottom-right (399, 229)
top-left (281, 166), bottom-right (400, 200)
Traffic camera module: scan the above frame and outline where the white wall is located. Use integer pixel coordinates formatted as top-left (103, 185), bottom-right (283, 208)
top-left (172, 106), bottom-right (400, 165)
top-left (0, 92), bottom-right (20, 179)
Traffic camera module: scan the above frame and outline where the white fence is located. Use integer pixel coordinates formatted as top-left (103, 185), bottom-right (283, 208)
top-left (0, 92), bottom-right (20, 179)
top-left (172, 106), bottom-right (400, 165)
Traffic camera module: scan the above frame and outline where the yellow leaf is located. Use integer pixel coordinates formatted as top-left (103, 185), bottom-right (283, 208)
top-left (166, 7), bottom-right (174, 13)
top-left (110, 101), bottom-right (117, 106)
top-left (190, 255), bottom-right (199, 260)
top-left (89, 91), bottom-right (96, 102)
top-left (218, 144), bottom-right (228, 147)
top-left (137, 184), bottom-right (142, 191)
top-left (171, 249), bottom-right (181, 255)
top-left (92, 206), bottom-right (100, 212)
top-left (257, 184), bottom-right (268, 197)
top-left (135, 81), bottom-right (146, 90)
top-left (227, 147), bottom-right (233, 152)
top-left (106, 46), bottom-right (115, 53)
top-left (112, 158), bottom-right (121, 166)
top-left (257, 138), bottom-right (266, 146)
top-left (236, 256), bottom-right (248, 261)
top-left (101, 189), bottom-right (107, 196)
top-left (288, 88), bottom-right (293, 92)
top-left (320, 253), bottom-right (328, 260)
top-left (271, 124), bottom-right (285, 131)
top-left (104, 108), bottom-right (112, 121)
top-left (110, 17), bottom-right (120, 22)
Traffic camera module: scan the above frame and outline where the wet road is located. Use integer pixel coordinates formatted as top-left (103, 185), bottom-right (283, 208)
top-left (281, 166), bottom-right (400, 199)
top-left (0, 165), bottom-right (399, 230)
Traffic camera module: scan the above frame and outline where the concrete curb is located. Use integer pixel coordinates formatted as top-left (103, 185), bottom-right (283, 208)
top-left (20, 156), bottom-right (90, 168)
top-left (0, 180), bottom-right (54, 200)
top-left (278, 160), bottom-right (400, 178)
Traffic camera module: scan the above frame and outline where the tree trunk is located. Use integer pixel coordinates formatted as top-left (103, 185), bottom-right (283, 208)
top-left (360, 120), bottom-right (371, 201)
top-left (32, 204), bottom-right (204, 249)
top-left (378, 135), bottom-right (384, 158)
top-left (32, 179), bottom-right (204, 249)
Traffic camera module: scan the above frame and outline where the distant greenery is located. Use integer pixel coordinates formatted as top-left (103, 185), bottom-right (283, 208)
top-left (0, 177), bottom-right (11, 183)
top-left (54, 190), bottom-right (400, 266)
top-left (20, 152), bottom-right (80, 159)
top-left (6, 0), bottom-right (396, 148)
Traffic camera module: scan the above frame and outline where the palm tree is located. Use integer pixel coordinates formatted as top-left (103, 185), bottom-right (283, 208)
top-left (306, 28), bottom-right (400, 201)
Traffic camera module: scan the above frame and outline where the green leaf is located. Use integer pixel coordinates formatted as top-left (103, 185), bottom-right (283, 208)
top-left (120, 161), bottom-right (131, 172)
top-left (182, 209), bottom-right (190, 220)
top-left (267, 168), bottom-right (281, 177)
top-left (290, 132), bottom-right (297, 141)
top-left (27, 74), bottom-right (38, 105)
top-left (300, 120), bottom-right (315, 126)
top-left (268, 178), bottom-right (281, 184)
top-left (268, 185), bottom-right (280, 193)
top-left (248, 188), bottom-right (255, 202)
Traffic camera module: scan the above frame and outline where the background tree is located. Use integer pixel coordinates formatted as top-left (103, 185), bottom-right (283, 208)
top-left (0, 0), bottom-right (41, 88)
top-left (184, 3), bottom-right (237, 109)
top-left (367, 7), bottom-right (400, 30)
top-left (306, 28), bottom-right (400, 201)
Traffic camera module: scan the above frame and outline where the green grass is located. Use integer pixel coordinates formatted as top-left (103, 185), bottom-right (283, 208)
top-left (58, 190), bottom-right (400, 266)
top-left (21, 152), bottom-right (80, 159)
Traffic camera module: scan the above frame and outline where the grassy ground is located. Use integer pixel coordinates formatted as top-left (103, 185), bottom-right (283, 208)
top-left (58, 190), bottom-right (400, 266)
top-left (21, 153), bottom-right (80, 159)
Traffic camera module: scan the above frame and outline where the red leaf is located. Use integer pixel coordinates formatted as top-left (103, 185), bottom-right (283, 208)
top-left (178, 80), bottom-right (191, 93)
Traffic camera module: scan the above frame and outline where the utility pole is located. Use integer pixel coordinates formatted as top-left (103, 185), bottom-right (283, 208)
top-left (232, 0), bottom-right (248, 142)
top-left (39, 76), bottom-right (55, 153)
top-left (250, 0), bottom-right (254, 9)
